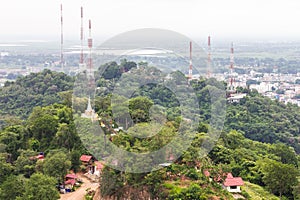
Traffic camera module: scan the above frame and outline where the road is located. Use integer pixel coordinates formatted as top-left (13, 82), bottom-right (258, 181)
top-left (60, 174), bottom-right (99, 200)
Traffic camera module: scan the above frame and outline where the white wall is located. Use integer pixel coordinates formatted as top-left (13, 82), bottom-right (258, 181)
top-left (226, 186), bottom-right (241, 193)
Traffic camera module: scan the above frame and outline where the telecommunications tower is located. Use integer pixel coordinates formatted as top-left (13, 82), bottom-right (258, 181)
top-left (188, 41), bottom-right (193, 80)
top-left (228, 42), bottom-right (235, 92)
top-left (60, 4), bottom-right (64, 71)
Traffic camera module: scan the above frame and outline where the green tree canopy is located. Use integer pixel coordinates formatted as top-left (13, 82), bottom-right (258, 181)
top-left (20, 173), bottom-right (59, 200)
top-left (43, 151), bottom-right (71, 184)
top-left (258, 159), bottom-right (299, 198)
top-left (0, 175), bottom-right (26, 200)
top-left (129, 96), bottom-right (154, 123)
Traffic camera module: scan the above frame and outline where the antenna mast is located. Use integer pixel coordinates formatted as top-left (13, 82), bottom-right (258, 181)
top-left (60, 4), bottom-right (64, 71)
top-left (188, 41), bottom-right (193, 80)
top-left (80, 7), bottom-right (84, 69)
top-left (228, 42), bottom-right (235, 92)
top-left (207, 36), bottom-right (212, 78)
top-left (88, 19), bottom-right (94, 87)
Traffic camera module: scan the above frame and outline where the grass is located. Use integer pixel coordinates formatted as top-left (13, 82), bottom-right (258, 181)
top-left (242, 181), bottom-right (279, 200)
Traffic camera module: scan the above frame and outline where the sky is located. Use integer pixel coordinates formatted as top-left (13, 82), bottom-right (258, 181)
top-left (0, 0), bottom-right (300, 42)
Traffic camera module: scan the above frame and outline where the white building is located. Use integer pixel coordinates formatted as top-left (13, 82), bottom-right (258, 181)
top-left (227, 93), bottom-right (247, 103)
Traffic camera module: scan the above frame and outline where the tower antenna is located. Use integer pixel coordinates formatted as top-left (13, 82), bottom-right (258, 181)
top-left (188, 41), bottom-right (193, 80)
top-left (207, 36), bottom-right (212, 78)
top-left (80, 6), bottom-right (84, 69)
top-left (88, 19), bottom-right (94, 87)
top-left (60, 4), bottom-right (64, 71)
top-left (228, 42), bottom-right (235, 92)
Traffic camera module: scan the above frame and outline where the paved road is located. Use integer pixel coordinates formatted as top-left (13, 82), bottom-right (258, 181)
top-left (60, 175), bottom-right (99, 200)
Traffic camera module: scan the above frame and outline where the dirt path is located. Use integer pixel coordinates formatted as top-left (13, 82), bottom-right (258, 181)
top-left (60, 175), bottom-right (99, 200)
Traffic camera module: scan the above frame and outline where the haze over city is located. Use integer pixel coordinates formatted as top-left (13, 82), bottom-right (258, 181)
top-left (1, 0), bottom-right (300, 43)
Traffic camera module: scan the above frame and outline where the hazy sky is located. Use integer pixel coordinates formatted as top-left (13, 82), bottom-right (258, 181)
top-left (1, 0), bottom-right (300, 42)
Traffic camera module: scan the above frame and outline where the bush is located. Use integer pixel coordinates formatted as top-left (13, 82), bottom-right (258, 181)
top-left (241, 190), bottom-right (250, 199)
top-left (185, 168), bottom-right (201, 180)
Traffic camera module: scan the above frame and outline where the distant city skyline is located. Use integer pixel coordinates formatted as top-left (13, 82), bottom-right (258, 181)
top-left (0, 0), bottom-right (300, 42)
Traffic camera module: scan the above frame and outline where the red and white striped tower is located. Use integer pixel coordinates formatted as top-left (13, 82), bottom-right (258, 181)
top-left (229, 42), bottom-right (235, 91)
top-left (60, 4), bottom-right (64, 70)
top-left (188, 41), bottom-right (193, 80)
top-left (79, 7), bottom-right (84, 69)
top-left (87, 19), bottom-right (94, 87)
top-left (207, 36), bottom-right (212, 78)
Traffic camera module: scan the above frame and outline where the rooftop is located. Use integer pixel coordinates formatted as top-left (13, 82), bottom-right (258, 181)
top-left (80, 155), bottom-right (93, 162)
top-left (223, 173), bottom-right (244, 187)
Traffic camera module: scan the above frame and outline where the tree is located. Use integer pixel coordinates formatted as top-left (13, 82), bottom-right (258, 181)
top-left (208, 145), bottom-right (233, 164)
top-left (0, 175), bottom-right (26, 199)
top-left (101, 61), bottom-right (121, 79)
top-left (58, 90), bottom-right (73, 108)
top-left (53, 123), bottom-right (76, 151)
top-left (169, 183), bottom-right (207, 200)
top-left (0, 156), bottom-right (14, 184)
top-left (20, 173), bottom-right (59, 200)
top-left (0, 69), bottom-right (73, 118)
top-left (70, 150), bottom-right (81, 173)
top-left (0, 125), bottom-right (26, 161)
top-left (293, 183), bottom-right (300, 200)
top-left (0, 131), bottom-right (20, 160)
top-left (144, 168), bottom-right (167, 199)
top-left (14, 150), bottom-right (37, 178)
top-left (43, 151), bottom-right (71, 184)
top-left (100, 167), bottom-right (124, 197)
top-left (120, 59), bottom-right (137, 72)
top-left (27, 107), bottom-right (59, 150)
top-left (129, 96), bottom-right (154, 123)
top-left (258, 159), bottom-right (299, 198)
top-left (270, 143), bottom-right (298, 167)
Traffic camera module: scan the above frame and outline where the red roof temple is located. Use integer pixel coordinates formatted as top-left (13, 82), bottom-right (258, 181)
top-left (223, 173), bottom-right (244, 187)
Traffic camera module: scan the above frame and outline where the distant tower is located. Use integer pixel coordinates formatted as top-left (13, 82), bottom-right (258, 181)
top-left (87, 19), bottom-right (95, 87)
top-left (60, 4), bottom-right (64, 70)
top-left (79, 6), bottom-right (85, 70)
top-left (207, 36), bottom-right (212, 78)
top-left (228, 42), bottom-right (235, 92)
top-left (188, 41), bottom-right (193, 80)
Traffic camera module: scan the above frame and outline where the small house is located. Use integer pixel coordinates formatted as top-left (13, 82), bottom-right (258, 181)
top-left (29, 152), bottom-right (45, 161)
top-left (64, 174), bottom-right (77, 190)
top-left (80, 154), bottom-right (96, 174)
top-left (223, 173), bottom-right (244, 193)
top-left (204, 170), bottom-right (244, 193)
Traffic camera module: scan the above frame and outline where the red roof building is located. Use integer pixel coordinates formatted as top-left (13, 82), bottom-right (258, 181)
top-left (64, 173), bottom-right (77, 188)
top-left (36, 155), bottom-right (44, 160)
top-left (65, 174), bottom-right (77, 179)
top-left (65, 179), bottom-right (76, 186)
top-left (80, 154), bottom-right (97, 174)
top-left (223, 173), bottom-right (244, 186)
top-left (223, 173), bottom-right (244, 193)
top-left (203, 170), bottom-right (244, 193)
top-left (80, 155), bottom-right (93, 162)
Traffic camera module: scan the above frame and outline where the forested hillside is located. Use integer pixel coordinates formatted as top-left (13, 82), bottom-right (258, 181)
top-left (225, 93), bottom-right (300, 152)
top-left (0, 62), bottom-right (300, 199)
top-left (0, 69), bottom-right (74, 118)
